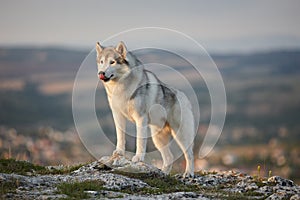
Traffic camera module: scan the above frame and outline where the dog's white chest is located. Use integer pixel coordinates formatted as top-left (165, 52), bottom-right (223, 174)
top-left (107, 92), bottom-right (136, 122)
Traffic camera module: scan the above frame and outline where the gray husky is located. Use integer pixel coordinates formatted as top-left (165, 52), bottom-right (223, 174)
top-left (96, 41), bottom-right (195, 177)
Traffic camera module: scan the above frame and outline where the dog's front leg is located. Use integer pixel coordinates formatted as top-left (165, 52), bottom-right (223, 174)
top-left (112, 110), bottom-right (126, 156)
top-left (132, 117), bottom-right (148, 162)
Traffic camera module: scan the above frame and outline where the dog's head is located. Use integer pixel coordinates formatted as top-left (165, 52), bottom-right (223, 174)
top-left (96, 41), bottom-right (130, 82)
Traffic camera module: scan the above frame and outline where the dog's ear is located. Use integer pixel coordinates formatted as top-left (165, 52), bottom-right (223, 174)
top-left (96, 42), bottom-right (103, 56)
top-left (116, 41), bottom-right (127, 58)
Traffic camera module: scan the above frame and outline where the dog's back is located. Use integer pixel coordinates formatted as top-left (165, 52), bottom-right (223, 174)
top-left (96, 41), bottom-right (195, 177)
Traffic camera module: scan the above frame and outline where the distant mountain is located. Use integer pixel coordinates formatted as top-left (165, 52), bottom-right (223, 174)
top-left (212, 50), bottom-right (300, 75)
top-left (0, 47), bottom-right (300, 141)
top-left (1, 47), bottom-right (300, 79)
top-left (0, 48), bottom-right (87, 79)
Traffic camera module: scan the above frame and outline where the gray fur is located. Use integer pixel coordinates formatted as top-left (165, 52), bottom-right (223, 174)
top-left (96, 41), bottom-right (195, 177)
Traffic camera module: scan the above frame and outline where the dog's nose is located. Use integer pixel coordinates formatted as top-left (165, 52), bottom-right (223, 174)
top-left (98, 71), bottom-right (106, 80)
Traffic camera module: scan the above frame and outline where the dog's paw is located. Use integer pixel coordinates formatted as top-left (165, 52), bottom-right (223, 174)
top-left (182, 172), bottom-right (194, 179)
top-left (112, 149), bottom-right (125, 157)
top-left (132, 154), bottom-right (144, 163)
top-left (162, 165), bottom-right (172, 174)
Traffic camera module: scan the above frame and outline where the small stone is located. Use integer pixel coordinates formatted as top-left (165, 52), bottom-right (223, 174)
top-left (266, 191), bottom-right (290, 200)
top-left (268, 176), bottom-right (295, 187)
top-left (290, 194), bottom-right (300, 200)
top-left (258, 186), bottom-right (273, 195)
top-left (84, 190), bottom-right (99, 196)
top-left (245, 182), bottom-right (258, 191)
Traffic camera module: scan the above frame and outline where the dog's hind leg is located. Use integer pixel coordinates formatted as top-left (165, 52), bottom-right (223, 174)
top-left (150, 125), bottom-right (173, 174)
top-left (170, 111), bottom-right (195, 178)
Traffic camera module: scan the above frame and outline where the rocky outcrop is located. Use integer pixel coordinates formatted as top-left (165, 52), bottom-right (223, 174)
top-left (1, 155), bottom-right (299, 199)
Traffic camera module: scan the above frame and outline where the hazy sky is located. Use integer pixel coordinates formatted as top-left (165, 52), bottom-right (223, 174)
top-left (0, 0), bottom-right (299, 52)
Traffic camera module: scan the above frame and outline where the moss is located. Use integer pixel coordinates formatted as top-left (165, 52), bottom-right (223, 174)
top-left (43, 164), bottom-right (84, 175)
top-left (112, 170), bottom-right (199, 194)
top-left (197, 186), bottom-right (266, 200)
top-left (253, 180), bottom-right (267, 188)
top-left (56, 180), bottom-right (105, 199)
top-left (0, 158), bottom-right (83, 175)
top-left (194, 170), bottom-right (218, 176)
top-left (0, 158), bottom-right (45, 175)
top-left (244, 191), bottom-right (265, 197)
top-left (0, 159), bottom-right (269, 199)
top-left (0, 178), bottom-right (19, 196)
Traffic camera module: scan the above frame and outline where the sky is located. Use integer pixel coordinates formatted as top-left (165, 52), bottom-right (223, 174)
top-left (0, 0), bottom-right (300, 53)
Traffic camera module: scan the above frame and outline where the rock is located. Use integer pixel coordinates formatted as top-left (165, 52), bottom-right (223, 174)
top-left (258, 185), bottom-right (273, 195)
top-left (1, 156), bottom-right (300, 199)
top-left (245, 182), bottom-right (259, 191)
top-left (290, 194), bottom-right (300, 200)
top-left (99, 154), bottom-right (164, 175)
top-left (98, 173), bottom-right (149, 190)
top-left (268, 176), bottom-right (295, 187)
top-left (266, 192), bottom-right (290, 200)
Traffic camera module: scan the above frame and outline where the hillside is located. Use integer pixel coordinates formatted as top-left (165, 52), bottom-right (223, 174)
top-left (0, 47), bottom-right (300, 184)
top-left (1, 156), bottom-right (300, 199)
top-left (1, 47), bottom-right (300, 131)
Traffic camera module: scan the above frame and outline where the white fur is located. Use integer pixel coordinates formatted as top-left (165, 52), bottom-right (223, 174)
top-left (96, 42), bottom-right (195, 177)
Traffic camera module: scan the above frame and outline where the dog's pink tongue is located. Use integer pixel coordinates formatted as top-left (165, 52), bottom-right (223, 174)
top-left (99, 74), bottom-right (105, 80)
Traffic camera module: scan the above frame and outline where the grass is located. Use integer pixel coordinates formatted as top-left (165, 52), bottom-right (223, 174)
top-left (0, 159), bottom-right (269, 199)
top-left (54, 170), bottom-right (267, 199)
top-left (0, 158), bottom-right (83, 175)
top-left (197, 186), bottom-right (266, 200)
top-left (0, 158), bottom-right (85, 197)
top-left (0, 158), bottom-right (45, 175)
top-left (0, 158), bottom-right (87, 198)
top-left (194, 170), bottom-right (218, 176)
top-left (43, 164), bottom-right (85, 175)
top-left (111, 170), bottom-right (199, 194)
top-left (54, 178), bottom-right (266, 200)
top-left (56, 180), bottom-right (105, 199)
top-left (112, 170), bottom-right (267, 199)
top-left (0, 178), bottom-right (19, 196)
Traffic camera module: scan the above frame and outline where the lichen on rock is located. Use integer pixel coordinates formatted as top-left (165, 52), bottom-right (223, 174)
top-left (1, 156), bottom-right (300, 199)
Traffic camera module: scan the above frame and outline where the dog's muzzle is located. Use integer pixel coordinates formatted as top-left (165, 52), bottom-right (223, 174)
top-left (98, 71), bottom-right (112, 82)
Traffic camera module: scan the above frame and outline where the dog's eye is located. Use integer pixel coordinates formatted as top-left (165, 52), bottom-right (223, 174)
top-left (110, 60), bottom-right (116, 65)
top-left (100, 60), bottom-right (104, 64)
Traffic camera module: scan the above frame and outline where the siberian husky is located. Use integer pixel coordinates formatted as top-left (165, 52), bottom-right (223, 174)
top-left (96, 41), bottom-right (195, 177)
